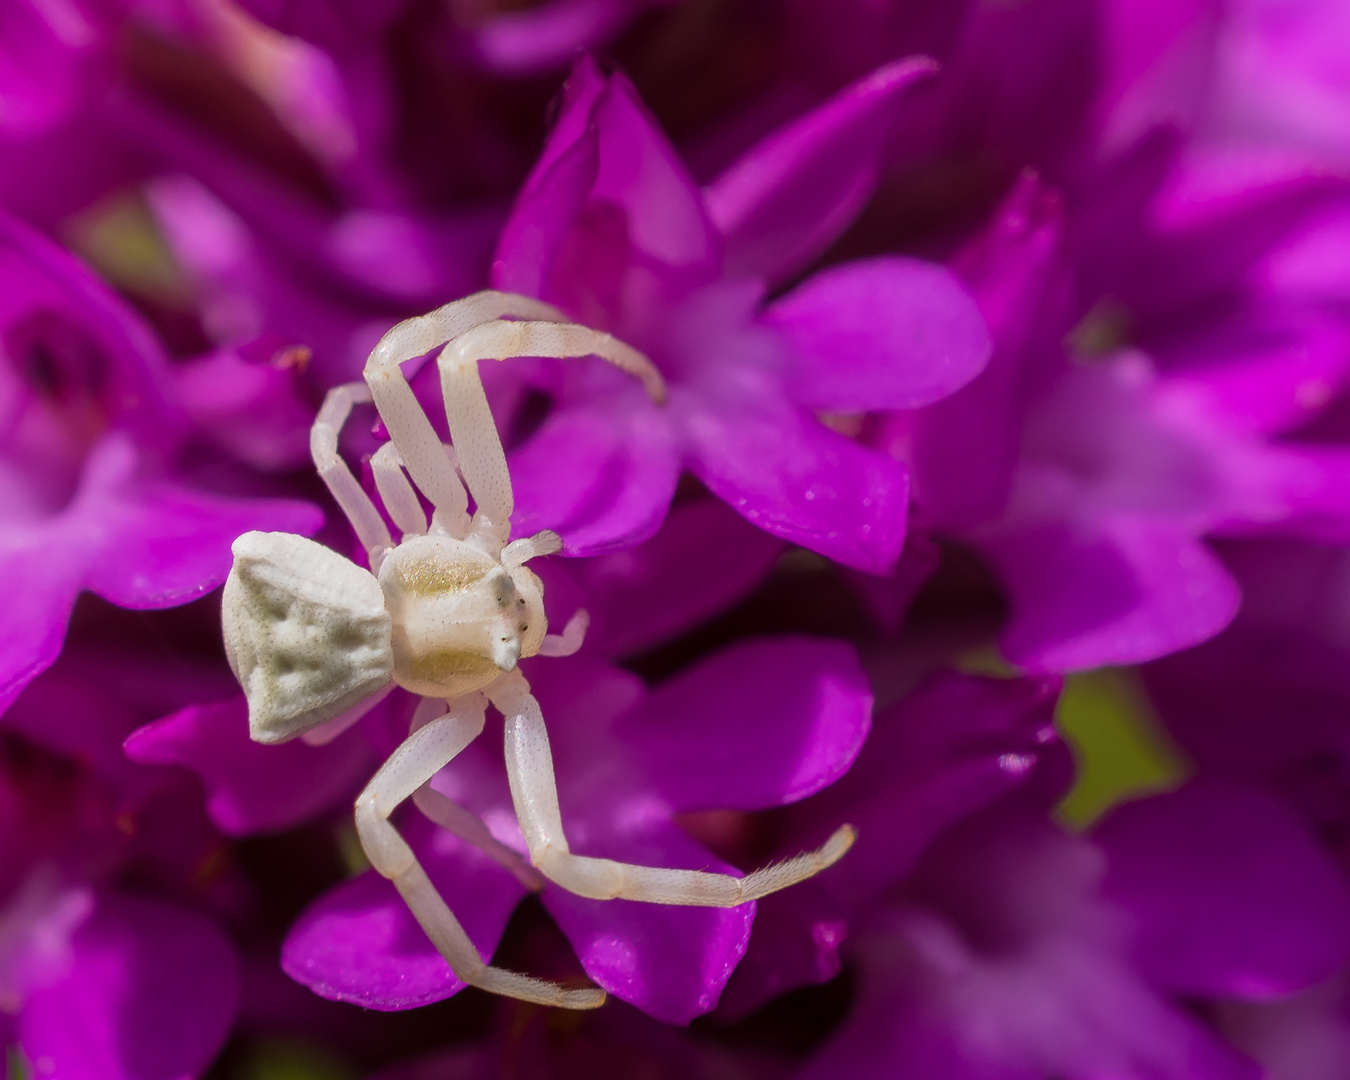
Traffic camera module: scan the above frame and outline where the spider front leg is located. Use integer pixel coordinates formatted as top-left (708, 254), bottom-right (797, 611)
top-left (355, 693), bottom-right (604, 1009)
top-left (362, 291), bottom-right (566, 535)
top-left (434, 317), bottom-right (667, 546)
top-left (489, 671), bottom-right (856, 907)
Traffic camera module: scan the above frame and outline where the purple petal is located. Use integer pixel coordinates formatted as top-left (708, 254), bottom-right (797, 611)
top-left (0, 540), bottom-right (84, 715)
top-left (540, 497), bottom-right (783, 658)
top-left (173, 345), bottom-right (316, 471)
top-left (144, 171), bottom-right (390, 386)
top-left (77, 436), bottom-right (323, 609)
top-left (1077, 142), bottom-right (1344, 326)
top-left (618, 637), bottom-right (872, 811)
top-left (584, 68), bottom-right (719, 277)
top-left (541, 818), bottom-right (753, 1025)
top-left (282, 813), bottom-right (528, 1010)
top-left (0, 208), bottom-right (182, 450)
top-left (705, 57), bottom-right (937, 285)
top-left (714, 882), bottom-right (847, 1023)
top-left (521, 655), bottom-right (649, 773)
top-left (491, 58), bottom-right (605, 299)
top-left (794, 672), bottom-right (1065, 912)
top-left (0, 1), bottom-right (91, 138)
top-left (508, 388), bottom-right (679, 555)
top-left (321, 209), bottom-right (501, 309)
top-left (1213, 976), bottom-right (1350, 1080)
top-left (124, 698), bottom-right (376, 837)
top-left (987, 520), bottom-right (1241, 672)
top-left (140, 129), bottom-right (491, 313)
top-left (682, 389), bottom-right (909, 574)
top-left (493, 55), bottom-right (719, 319)
top-left (800, 905), bottom-right (1261, 1080)
top-left (1097, 783), bottom-right (1350, 1000)
top-left (716, 673), bottom-right (1064, 1018)
top-left (799, 812), bottom-right (1261, 1080)
top-left (763, 256), bottom-right (991, 412)
top-left (1142, 540), bottom-right (1350, 782)
top-left (1149, 306), bottom-right (1350, 436)
top-left (470, 0), bottom-right (653, 75)
top-left (497, 659), bottom-right (752, 1022)
top-left (0, 433), bottom-right (316, 713)
top-left (910, 174), bottom-right (1065, 529)
top-left (1217, 443), bottom-right (1350, 544)
top-left (19, 892), bottom-right (239, 1080)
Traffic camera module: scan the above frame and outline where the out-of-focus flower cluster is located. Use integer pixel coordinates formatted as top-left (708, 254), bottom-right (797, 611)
top-left (5, 0), bottom-right (1350, 1077)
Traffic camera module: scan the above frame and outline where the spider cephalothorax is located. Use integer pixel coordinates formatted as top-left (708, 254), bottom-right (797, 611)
top-left (222, 291), bottom-right (855, 1009)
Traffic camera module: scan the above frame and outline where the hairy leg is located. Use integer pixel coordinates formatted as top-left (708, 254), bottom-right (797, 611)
top-left (488, 671), bottom-right (855, 907)
top-left (355, 693), bottom-right (603, 1008)
top-left (435, 320), bottom-right (667, 538)
top-left (362, 293), bottom-right (563, 534)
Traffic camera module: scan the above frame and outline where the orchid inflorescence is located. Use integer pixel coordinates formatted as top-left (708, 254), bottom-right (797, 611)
top-left (3, 3), bottom-right (1350, 1079)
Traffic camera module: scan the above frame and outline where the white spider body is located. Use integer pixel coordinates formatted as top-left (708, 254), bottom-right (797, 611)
top-left (380, 533), bottom-right (547, 698)
top-left (221, 291), bottom-right (856, 1010)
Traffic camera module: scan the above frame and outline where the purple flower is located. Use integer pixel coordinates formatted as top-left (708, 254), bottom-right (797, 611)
top-left (1103, 0), bottom-right (1350, 170)
top-left (131, 157), bottom-right (501, 389)
top-left (3, 5), bottom-right (1349, 1076)
top-left (795, 766), bottom-right (1349, 1079)
top-left (718, 671), bottom-right (1069, 1019)
top-left (1144, 537), bottom-right (1350, 870)
top-left (493, 54), bottom-right (991, 571)
top-left (281, 637), bottom-right (870, 1023)
top-left (0, 211), bottom-right (321, 714)
top-left (896, 154), bottom-right (1350, 671)
top-left (0, 734), bottom-right (239, 1080)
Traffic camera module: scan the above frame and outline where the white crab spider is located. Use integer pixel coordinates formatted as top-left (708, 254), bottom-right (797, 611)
top-left (221, 291), bottom-right (857, 1010)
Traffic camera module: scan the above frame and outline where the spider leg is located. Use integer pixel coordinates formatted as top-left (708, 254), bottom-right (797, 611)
top-left (406, 696), bottom-right (543, 889)
top-left (488, 671), bottom-right (855, 908)
top-left (538, 609), bottom-right (589, 658)
top-left (501, 530), bottom-right (562, 567)
top-left (370, 440), bottom-right (429, 539)
top-left (367, 291), bottom-right (566, 376)
top-left (445, 319), bottom-right (667, 405)
top-left (412, 786), bottom-right (544, 891)
top-left (312, 382), bottom-right (394, 570)
top-left (355, 693), bottom-right (604, 1009)
top-left (363, 292), bottom-right (564, 535)
top-left (435, 320), bottom-right (667, 541)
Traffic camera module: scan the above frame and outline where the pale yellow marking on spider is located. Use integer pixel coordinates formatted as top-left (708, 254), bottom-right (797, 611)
top-left (221, 291), bottom-right (856, 1009)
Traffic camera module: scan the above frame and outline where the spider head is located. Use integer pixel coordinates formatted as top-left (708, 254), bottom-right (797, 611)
top-left (379, 534), bottom-right (548, 699)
